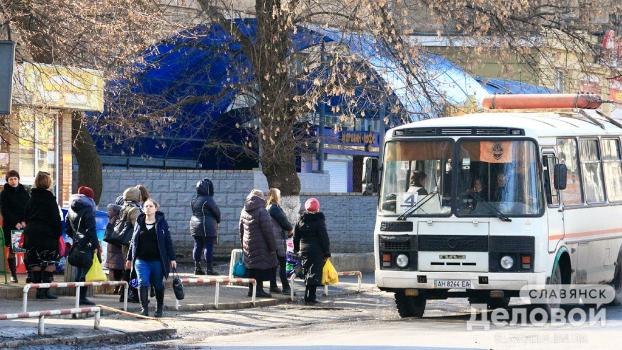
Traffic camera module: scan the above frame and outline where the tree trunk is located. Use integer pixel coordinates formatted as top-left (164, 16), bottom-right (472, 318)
top-left (71, 112), bottom-right (103, 204)
top-left (255, 0), bottom-right (301, 196)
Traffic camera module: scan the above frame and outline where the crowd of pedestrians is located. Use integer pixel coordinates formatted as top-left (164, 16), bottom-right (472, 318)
top-left (0, 171), bottom-right (332, 316)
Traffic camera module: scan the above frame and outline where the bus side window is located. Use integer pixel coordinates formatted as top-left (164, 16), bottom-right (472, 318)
top-left (543, 155), bottom-right (559, 206)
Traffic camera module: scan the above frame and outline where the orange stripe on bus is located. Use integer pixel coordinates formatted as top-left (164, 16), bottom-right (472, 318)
top-left (549, 227), bottom-right (622, 241)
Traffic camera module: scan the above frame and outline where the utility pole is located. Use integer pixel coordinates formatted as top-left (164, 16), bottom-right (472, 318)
top-left (317, 40), bottom-right (326, 173)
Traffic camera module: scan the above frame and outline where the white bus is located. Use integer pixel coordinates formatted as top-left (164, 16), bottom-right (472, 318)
top-left (370, 95), bottom-right (622, 317)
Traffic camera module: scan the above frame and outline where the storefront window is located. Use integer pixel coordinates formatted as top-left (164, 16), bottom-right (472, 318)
top-left (0, 136), bottom-right (8, 179)
top-left (16, 109), bottom-right (57, 190)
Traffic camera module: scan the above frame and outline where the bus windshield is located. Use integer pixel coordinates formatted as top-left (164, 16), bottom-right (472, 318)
top-left (379, 139), bottom-right (544, 217)
top-left (456, 140), bottom-right (543, 217)
top-left (380, 140), bottom-right (454, 215)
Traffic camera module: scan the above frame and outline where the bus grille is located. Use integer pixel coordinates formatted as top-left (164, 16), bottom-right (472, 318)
top-left (418, 235), bottom-right (488, 252)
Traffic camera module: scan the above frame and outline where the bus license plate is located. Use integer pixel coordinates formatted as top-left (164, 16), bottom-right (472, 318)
top-left (434, 279), bottom-right (472, 289)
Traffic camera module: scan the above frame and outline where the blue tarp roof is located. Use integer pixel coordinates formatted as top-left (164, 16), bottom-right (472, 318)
top-left (94, 19), bottom-right (552, 168)
top-left (475, 77), bottom-right (553, 94)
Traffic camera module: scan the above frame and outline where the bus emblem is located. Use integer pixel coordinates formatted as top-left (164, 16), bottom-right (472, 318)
top-left (492, 143), bottom-right (504, 160)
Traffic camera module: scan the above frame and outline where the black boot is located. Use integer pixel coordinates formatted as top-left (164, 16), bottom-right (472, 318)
top-left (194, 262), bottom-right (205, 275)
top-left (7, 257), bottom-right (18, 283)
top-left (205, 262), bottom-right (218, 275)
top-left (32, 271), bottom-right (45, 299)
top-left (41, 271), bottom-right (58, 299)
top-left (154, 289), bottom-right (164, 318)
top-left (256, 281), bottom-right (272, 298)
top-left (128, 286), bottom-right (140, 303)
top-left (304, 285), bottom-right (317, 305)
top-left (79, 286), bottom-right (95, 305)
top-left (138, 287), bottom-right (150, 316)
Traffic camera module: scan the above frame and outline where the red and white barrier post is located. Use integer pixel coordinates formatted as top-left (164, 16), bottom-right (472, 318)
top-left (174, 277), bottom-right (256, 310)
top-left (324, 271), bottom-right (362, 296)
top-left (0, 307), bottom-right (101, 336)
top-left (23, 281), bottom-right (128, 312)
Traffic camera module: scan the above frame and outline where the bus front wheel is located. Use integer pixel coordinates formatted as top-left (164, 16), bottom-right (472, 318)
top-left (395, 291), bottom-right (426, 318)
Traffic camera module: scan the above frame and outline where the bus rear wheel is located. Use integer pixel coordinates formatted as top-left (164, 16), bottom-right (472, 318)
top-left (395, 291), bottom-right (426, 318)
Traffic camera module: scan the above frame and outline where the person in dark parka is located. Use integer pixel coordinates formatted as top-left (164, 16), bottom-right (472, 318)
top-left (189, 178), bottom-right (221, 275)
top-left (0, 170), bottom-right (30, 283)
top-left (105, 203), bottom-right (125, 294)
top-left (266, 188), bottom-right (293, 294)
top-left (23, 172), bottom-right (62, 300)
top-left (294, 197), bottom-right (331, 304)
top-left (126, 198), bottom-right (176, 317)
top-left (65, 186), bottom-right (100, 305)
top-left (239, 189), bottom-right (278, 298)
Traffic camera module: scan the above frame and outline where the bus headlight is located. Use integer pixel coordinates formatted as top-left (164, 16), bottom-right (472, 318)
top-left (500, 255), bottom-right (514, 270)
top-left (396, 254), bottom-right (409, 268)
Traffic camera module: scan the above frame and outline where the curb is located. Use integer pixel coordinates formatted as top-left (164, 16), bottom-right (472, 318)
top-left (1, 327), bottom-right (177, 348)
top-left (172, 288), bottom-right (365, 312)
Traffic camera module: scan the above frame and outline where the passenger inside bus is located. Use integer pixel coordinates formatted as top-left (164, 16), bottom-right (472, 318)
top-left (407, 172), bottom-right (428, 195)
top-left (493, 173), bottom-right (509, 202)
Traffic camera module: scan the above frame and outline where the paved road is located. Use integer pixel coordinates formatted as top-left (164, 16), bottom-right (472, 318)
top-left (107, 285), bottom-right (622, 350)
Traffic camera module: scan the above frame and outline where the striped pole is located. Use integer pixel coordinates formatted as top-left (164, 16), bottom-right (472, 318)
top-left (23, 281), bottom-right (128, 312)
top-left (0, 307), bottom-right (101, 336)
top-left (324, 271), bottom-right (362, 296)
top-left (173, 277), bottom-right (257, 310)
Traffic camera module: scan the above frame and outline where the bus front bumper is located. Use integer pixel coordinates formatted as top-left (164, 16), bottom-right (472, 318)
top-left (375, 270), bottom-right (547, 291)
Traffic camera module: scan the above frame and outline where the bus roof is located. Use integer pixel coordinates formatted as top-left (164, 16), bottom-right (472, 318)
top-left (391, 110), bottom-right (622, 138)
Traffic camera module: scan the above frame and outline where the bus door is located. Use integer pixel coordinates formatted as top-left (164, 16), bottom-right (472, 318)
top-left (543, 152), bottom-right (565, 253)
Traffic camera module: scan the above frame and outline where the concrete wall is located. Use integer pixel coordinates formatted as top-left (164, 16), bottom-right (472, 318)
top-left (100, 169), bottom-right (377, 260)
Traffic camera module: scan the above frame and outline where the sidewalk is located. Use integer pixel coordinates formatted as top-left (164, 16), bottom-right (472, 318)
top-left (0, 263), bottom-right (373, 348)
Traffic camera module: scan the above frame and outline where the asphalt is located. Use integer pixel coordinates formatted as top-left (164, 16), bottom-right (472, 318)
top-left (0, 263), bottom-right (371, 348)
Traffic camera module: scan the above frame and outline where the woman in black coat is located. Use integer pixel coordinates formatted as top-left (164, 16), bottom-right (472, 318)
top-left (23, 172), bottom-right (62, 300)
top-left (0, 170), bottom-right (30, 283)
top-left (65, 186), bottom-right (100, 305)
top-left (189, 178), bottom-right (221, 275)
top-left (294, 197), bottom-right (330, 304)
top-left (266, 188), bottom-right (293, 294)
top-left (239, 189), bottom-right (278, 298)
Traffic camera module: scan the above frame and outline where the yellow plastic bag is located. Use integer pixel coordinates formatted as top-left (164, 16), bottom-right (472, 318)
top-left (85, 252), bottom-right (106, 282)
top-left (322, 258), bottom-right (339, 285)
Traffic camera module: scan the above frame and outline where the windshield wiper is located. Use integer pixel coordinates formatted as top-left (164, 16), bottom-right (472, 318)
top-left (396, 191), bottom-right (438, 221)
top-left (472, 194), bottom-right (512, 222)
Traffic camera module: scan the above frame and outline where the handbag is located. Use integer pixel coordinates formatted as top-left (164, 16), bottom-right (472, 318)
top-left (322, 258), bottom-right (339, 285)
top-left (105, 215), bottom-right (133, 246)
top-left (68, 217), bottom-right (94, 269)
top-left (58, 236), bottom-right (66, 257)
top-left (85, 252), bottom-right (106, 282)
top-left (11, 230), bottom-right (25, 253)
top-left (172, 268), bottom-right (184, 300)
top-left (232, 255), bottom-right (246, 278)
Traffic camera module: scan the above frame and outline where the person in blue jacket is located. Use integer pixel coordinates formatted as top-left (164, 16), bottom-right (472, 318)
top-left (126, 198), bottom-right (176, 317)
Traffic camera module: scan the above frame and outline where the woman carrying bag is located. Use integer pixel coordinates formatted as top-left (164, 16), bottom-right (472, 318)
top-left (294, 198), bottom-right (331, 305)
top-left (23, 172), bottom-right (62, 300)
top-left (0, 170), bottom-right (30, 283)
top-left (266, 188), bottom-right (293, 294)
top-left (66, 186), bottom-right (100, 306)
top-left (126, 198), bottom-right (176, 317)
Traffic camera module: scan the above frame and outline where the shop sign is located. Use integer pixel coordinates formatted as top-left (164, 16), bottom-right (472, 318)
top-left (338, 131), bottom-right (378, 145)
top-left (17, 63), bottom-right (104, 112)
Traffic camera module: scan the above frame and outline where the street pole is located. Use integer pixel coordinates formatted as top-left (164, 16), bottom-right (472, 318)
top-left (0, 40), bottom-right (16, 115)
top-left (317, 40), bottom-right (326, 173)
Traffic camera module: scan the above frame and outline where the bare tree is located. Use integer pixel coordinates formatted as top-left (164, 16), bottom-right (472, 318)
top-left (0, 0), bottom-right (178, 201)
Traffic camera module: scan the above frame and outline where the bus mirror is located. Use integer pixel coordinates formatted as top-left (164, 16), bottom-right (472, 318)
top-left (554, 163), bottom-right (567, 190)
top-left (362, 157), bottom-right (379, 195)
